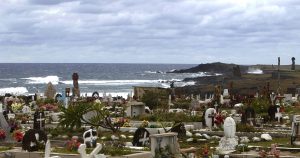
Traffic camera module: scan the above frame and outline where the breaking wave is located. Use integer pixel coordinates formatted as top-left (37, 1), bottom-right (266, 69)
top-left (0, 87), bottom-right (28, 95)
top-left (21, 76), bottom-right (60, 85)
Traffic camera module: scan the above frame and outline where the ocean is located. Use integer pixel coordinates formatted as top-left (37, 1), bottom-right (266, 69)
top-left (0, 63), bottom-right (206, 97)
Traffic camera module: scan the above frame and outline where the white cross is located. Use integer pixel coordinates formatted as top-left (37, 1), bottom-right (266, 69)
top-left (139, 132), bottom-right (149, 146)
top-left (37, 113), bottom-right (44, 129)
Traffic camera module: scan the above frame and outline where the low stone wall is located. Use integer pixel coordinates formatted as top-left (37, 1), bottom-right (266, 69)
top-left (194, 130), bottom-right (290, 138)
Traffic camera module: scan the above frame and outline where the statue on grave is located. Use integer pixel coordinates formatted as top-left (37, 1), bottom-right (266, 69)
top-left (44, 82), bottom-right (56, 99)
top-left (72, 73), bottom-right (80, 98)
top-left (217, 117), bottom-right (238, 152)
top-left (292, 57), bottom-right (296, 70)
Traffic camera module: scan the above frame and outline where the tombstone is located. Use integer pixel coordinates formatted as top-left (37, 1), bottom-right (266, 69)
top-left (243, 105), bottom-right (256, 126)
top-left (284, 94), bottom-right (293, 102)
top-left (223, 89), bottom-right (229, 97)
top-left (92, 91), bottom-right (99, 99)
top-left (170, 122), bottom-right (186, 138)
top-left (72, 73), bottom-right (80, 98)
top-left (205, 108), bottom-right (216, 130)
top-left (78, 143), bottom-right (105, 158)
top-left (44, 82), bottom-right (57, 99)
top-left (33, 110), bottom-right (45, 130)
top-left (150, 132), bottom-right (181, 158)
top-left (270, 93), bottom-right (276, 105)
top-left (217, 117), bottom-right (238, 152)
top-left (268, 104), bottom-right (277, 121)
top-left (291, 115), bottom-right (300, 145)
top-left (275, 107), bottom-right (282, 123)
top-left (132, 127), bottom-right (150, 147)
top-left (22, 129), bottom-right (47, 152)
top-left (126, 101), bottom-right (145, 117)
top-left (45, 140), bottom-right (61, 158)
top-left (292, 57), bottom-right (296, 70)
top-left (83, 128), bottom-right (98, 148)
top-left (190, 99), bottom-right (199, 110)
top-left (22, 105), bottom-right (31, 114)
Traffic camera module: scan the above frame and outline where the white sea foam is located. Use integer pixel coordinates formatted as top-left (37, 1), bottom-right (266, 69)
top-left (60, 80), bottom-right (163, 86)
top-left (247, 68), bottom-right (263, 74)
top-left (144, 71), bottom-right (165, 74)
top-left (0, 87), bottom-right (28, 95)
top-left (0, 78), bottom-right (17, 82)
top-left (21, 76), bottom-right (60, 84)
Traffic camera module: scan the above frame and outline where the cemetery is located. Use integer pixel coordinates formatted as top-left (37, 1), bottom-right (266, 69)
top-left (1, 69), bottom-right (300, 158)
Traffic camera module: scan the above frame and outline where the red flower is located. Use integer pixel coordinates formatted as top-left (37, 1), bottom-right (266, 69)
top-left (13, 130), bottom-right (23, 142)
top-left (214, 113), bottom-right (224, 126)
top-left (0, 129), bottom-right (6, 140)
top-left (66, 138), bottom-right (81, 151)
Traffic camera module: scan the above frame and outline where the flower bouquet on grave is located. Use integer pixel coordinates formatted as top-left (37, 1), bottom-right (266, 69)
top-left (214, 113), bottom-right (224, 127)
top-left (41, 103), bottom-right (59, 112)
top-left (141, 120), bottom-right (149, 128)
top-left (0, 129), bottom-right (6, 140)
top-left (11, 102), bottom-right (23, 112)
top-left (12, 130), bottom-right (24, 142)
top-left (122, 118), bottom-right (131, 127)
top-left (66, 137), bottom-right (81, 151)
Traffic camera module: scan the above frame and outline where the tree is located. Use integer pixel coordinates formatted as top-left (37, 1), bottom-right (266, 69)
top-left (59, 102), bottom-right (122, 133)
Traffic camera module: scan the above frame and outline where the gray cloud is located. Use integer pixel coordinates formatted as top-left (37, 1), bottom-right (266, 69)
top-left (0, 0), bottom-right (300, 64)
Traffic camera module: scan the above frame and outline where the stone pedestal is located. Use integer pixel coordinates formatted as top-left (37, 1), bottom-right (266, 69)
top-left (150, 132), bottom-right (181, 158)
top-left (218, 137), bottom-right (238, 151)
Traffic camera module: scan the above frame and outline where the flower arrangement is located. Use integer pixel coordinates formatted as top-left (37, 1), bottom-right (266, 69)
top-left (141, 120), bottom-right (149, 128)
top-left (40, 103), bottom-right (58, 111)
top-left (0, 129), bottom-right (6, 140)
top-left (12, 130), bottom-right (24, 142)
top-left (214, 113), bottom-right (224, 127)
top-left (202, 145), bottom-right (209, 158)
top-left (11, 102), bottom-right (23, 112)
top-left (66, 137), bottom-right (81, 151)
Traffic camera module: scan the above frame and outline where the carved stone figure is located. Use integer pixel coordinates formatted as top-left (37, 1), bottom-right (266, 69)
top-left (72, 73), bottom-right (80, 97)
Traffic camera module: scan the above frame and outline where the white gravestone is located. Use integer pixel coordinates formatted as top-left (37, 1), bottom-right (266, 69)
top-left (223, 89), bottom-right (229, 97)
top-left (205, 108), bottom-right (216, 130)
top-left (83, 129), bottom-right (98, 148)
top-left (217, 117), bottom-right (238, 153)
top-left (275, 107), bottom-right (282, 123)
top-left (45, 140), bottom-right (61, 158)
top-left (22, 105), bottom-right (31, 114)
top-left (78, 143), bottom-right (106, 158)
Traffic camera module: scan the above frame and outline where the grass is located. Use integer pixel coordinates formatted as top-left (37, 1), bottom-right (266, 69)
top-left (0, 146), bottom-right (12, 152)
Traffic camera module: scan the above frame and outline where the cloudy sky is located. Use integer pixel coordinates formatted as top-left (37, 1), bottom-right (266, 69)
top-left (1, 0), bottom-right (300, 64)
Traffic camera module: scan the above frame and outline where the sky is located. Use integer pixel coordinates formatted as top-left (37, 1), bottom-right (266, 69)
top-left (1, 0), bottom-right (300, 64)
